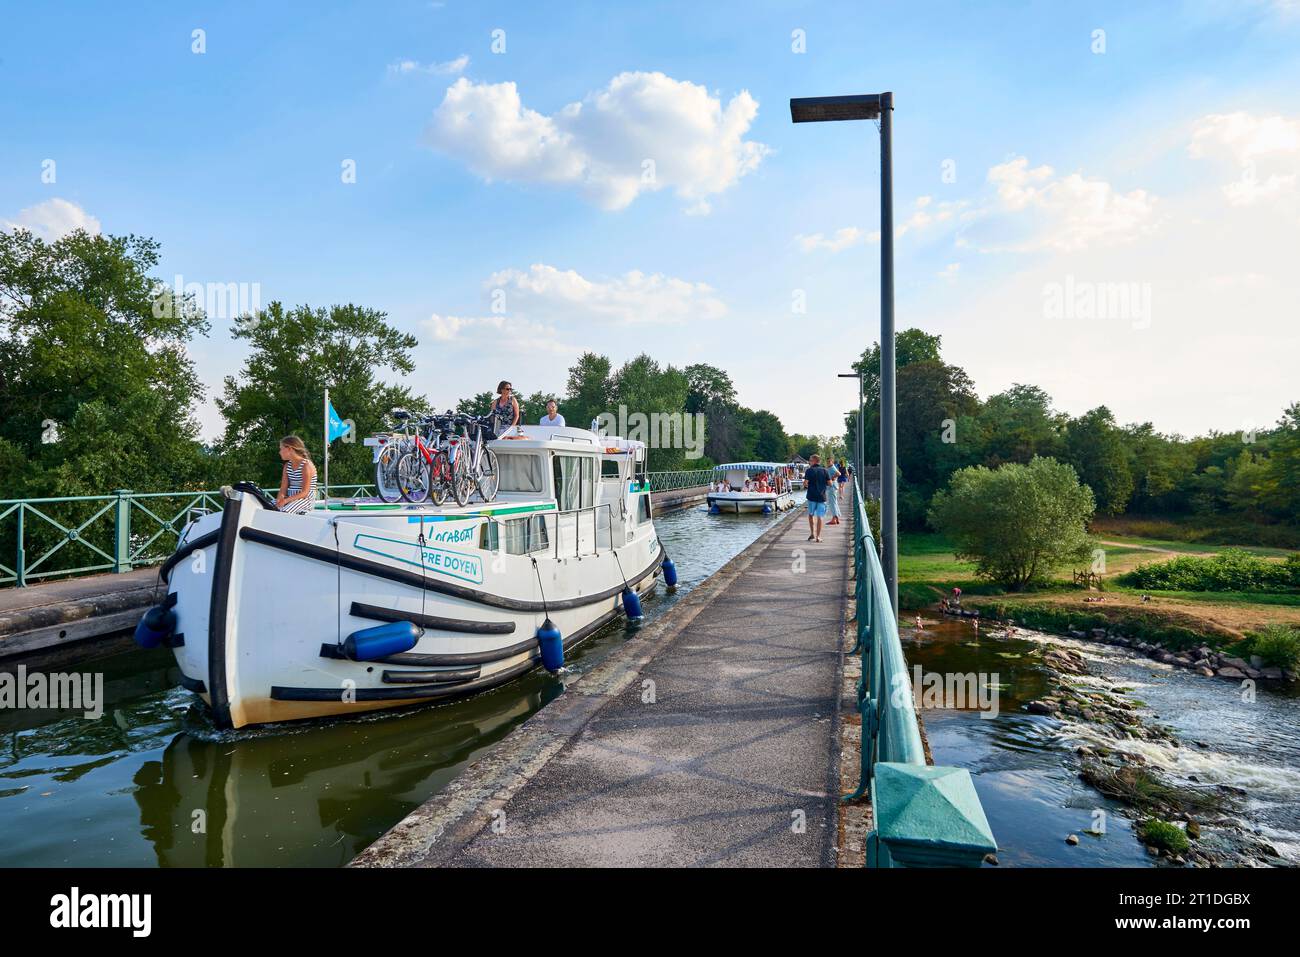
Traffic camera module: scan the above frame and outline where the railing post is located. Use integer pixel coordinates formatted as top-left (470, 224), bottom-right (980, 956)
top-left (15, 505), bottom-right (26, 587)
top-left (868, 763), bottom-right (996, 868)
top-left (113, 489), bottom-right (133, 573)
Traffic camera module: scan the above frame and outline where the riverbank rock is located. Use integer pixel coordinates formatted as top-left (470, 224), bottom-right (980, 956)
top-left (1216, 666), bottom-right (1246, 679)
top-left (1026, 700), bottom-right (1058, 715)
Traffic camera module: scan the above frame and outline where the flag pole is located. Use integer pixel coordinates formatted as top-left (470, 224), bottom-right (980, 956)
top-left (323, 389), bottom-right (330, 503)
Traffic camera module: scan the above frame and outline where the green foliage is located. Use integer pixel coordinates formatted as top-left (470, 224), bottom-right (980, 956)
top-left (1117, 550), bottom-right (1300, 593)
top-left (1138, 819), bottom-right (1190, 854)
top-left (214, 302), bottom-right (422, 487)
top-left (0, 228), bottom-right (210, 497)
top-left (1061, 406), bottom-right (1134, 515)
top-left (1246, 625), bottom-right (1300, 669)
top-left (928, 457), bottom-right (1096, 590)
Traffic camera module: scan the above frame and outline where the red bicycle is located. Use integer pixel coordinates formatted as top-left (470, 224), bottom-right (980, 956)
top-left (398, 414), bottom-right (454, 505)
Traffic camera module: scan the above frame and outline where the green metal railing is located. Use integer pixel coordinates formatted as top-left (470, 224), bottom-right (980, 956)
top-left (645, 469), bottom-right (713, 492)
top-left (846, 478), bottom-right (997, 867)
top-left (1, 473), bottom-right (696, 587)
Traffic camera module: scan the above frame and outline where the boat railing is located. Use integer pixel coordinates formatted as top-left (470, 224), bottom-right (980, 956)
top-left (847, 477), bottom-right (996, 867)
top-left (646, 469), bottom-right (713, 492)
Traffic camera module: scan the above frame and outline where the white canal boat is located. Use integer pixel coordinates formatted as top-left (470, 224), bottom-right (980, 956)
top-left (706, 462), bottom-right (797, 515)
top-left (142, 426), bottom-right (675, 729)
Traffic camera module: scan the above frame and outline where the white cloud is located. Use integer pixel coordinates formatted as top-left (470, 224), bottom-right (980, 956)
top-left (1189, 111), bottom-right (1300, 206)
top-left (425, 72), bottom-right (768, 211)
top-left (977, 156), bottom-right (1158, 252)
top-left (424, 313), bottom-right (573, 354)
top-left (796, 197), bottom-right (968, 253)
top-left (485, 263), bottom-right (726, 324)
top-left (2, 198), bottom-right (101, 240)
top-left (388, 54), bottom-right (469, 76)
top-left (937, 262), bottom-right (961, 282)
top-left (794, 226), bottom-right (877, 253)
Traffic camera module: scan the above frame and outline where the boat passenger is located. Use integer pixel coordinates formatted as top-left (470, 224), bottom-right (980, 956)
top-left (276, 436), bottom-right (317, 514)
top-left (490, 381), bottom-right (521, 438)
top-left (539, 399), bottom-right (565, 428)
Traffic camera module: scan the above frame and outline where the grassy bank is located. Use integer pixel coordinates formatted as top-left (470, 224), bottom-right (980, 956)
top-left (899, 531), bottom-right (1300, 650)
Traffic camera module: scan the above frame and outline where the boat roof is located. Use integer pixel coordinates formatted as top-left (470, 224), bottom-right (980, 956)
top-left (489, 425), bottom-right (645, 454)
top-left (713, 461), bottom-right (786, 471)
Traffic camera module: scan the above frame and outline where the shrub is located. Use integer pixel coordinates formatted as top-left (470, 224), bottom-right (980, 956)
top-left (1247, 625), bottom-right (1300, 670)
top-left (928, 457), bottom-right (1096, 590)
top-left (1117, 549), bottom-right (1300, 593)
top-left (1138, 818), bottom-right (1190, 854)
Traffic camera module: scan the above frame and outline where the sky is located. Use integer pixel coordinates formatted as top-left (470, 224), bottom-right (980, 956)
top-left (2, 0), bottom-right (1298, 443)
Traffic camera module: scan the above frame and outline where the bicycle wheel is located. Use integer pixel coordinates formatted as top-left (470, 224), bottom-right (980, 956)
top-left (476, 447), bottom-right (499, 503)
top-left (376, 442), bottom-right (404, 503)
top-left (428, 449), bottom-right (450, 507)
top-left (451, 447), bottom-right (473, 507)
top-left (399, 452), bottom-right (430, 504)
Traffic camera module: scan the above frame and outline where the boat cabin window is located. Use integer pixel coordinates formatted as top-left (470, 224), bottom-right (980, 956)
top-left (553, 454), bottom-right (595, 511)
top-left (638, 493), bottom-right (652, 524)
top-left (601, 457), bottom-right (622, 479)
top-left (496, 452), bottom-right (545, 494)
top-left (480, 514), bottom-right (550, 555)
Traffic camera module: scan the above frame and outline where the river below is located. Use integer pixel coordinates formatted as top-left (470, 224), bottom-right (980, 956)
top-left (905, 614), bottom-right (1300, 867)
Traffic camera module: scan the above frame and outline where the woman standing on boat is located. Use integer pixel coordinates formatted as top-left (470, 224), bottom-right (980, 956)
top-left (275, 436), bottom-right (317, 514)
top-left (490, 380), bottom-right (520, 438)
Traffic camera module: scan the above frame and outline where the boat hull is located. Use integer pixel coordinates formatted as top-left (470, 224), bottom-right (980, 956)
top-left (164, 491), bottom-right (662, 728)
top-left (706, 491), bottom-right (796, 514)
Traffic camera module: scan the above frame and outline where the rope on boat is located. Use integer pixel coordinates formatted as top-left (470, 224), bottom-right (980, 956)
top-left (529, 556), bottom-right (550, 617)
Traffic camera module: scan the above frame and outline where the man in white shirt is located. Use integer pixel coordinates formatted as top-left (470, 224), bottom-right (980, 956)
top-left (539, 399), bottom-right (565, 428)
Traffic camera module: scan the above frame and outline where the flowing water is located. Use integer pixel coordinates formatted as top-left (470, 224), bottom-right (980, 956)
top-left (0, 501), bottom-right (795, 867)
top-left (905, 614), bottom-right (1300, 867)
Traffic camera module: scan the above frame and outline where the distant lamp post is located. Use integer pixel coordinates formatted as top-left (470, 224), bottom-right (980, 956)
top-left (792, 91), bottom-right (898, 614)
top-left (838, 372), bottom-right (865, 483)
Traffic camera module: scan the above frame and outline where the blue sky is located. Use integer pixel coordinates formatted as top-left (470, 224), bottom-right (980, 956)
top-left (3, 0), bottom-right (1298, 442)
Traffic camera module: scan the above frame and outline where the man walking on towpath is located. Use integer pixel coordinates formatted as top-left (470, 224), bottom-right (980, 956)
top-left (804, 453), bottom-right (831, 543)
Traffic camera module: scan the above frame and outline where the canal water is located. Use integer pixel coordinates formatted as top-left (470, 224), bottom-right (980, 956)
top-left (906, 614), bottom-right (1300, 867)
top-left (0, 501), bottom-right (796, 867)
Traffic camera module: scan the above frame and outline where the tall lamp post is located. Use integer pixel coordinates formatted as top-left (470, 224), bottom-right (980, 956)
top-left (838, 371), bottom-right (864, 483)
top-left (792, 92), bottom-right (897, 613)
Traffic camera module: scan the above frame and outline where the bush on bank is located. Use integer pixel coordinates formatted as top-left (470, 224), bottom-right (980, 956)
top-left (1117, 550), bottom-right (1300, 594)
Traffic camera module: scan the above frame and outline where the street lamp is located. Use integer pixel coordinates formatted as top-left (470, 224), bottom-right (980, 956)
top-left (792, 91), bottom-right (898, 614)
top-left (838, 371), bottom-right (864, 483)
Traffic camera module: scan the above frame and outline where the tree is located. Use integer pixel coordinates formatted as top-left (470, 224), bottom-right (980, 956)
top-left (1061, 406), bottom-right (1134, 515)
top-left (1257, 403), bottom-right (1300, 521)
top-left (215, 302), bottom-right (422, 486)
top-left (972, 384), bottom-right (1063, 467)
top-left (0, 228), bottom-right (209, 497)
top-left (684, 363), bottom-right (736, 414)
top-left (563, 352), bottom-right (614, 432)
top-left (928, 456), bottom-right (1096, 590)
top-left (610, 354), bottom-right (691, 470)
top-left (748, 409), bottom-right (788, 461)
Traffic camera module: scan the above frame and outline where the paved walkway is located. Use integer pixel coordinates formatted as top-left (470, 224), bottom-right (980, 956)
top-left (443, 508), bottom-right (850, 867)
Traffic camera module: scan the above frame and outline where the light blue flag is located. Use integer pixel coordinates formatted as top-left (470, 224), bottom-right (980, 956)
top-left (326, 399), bottom-right (349, 443)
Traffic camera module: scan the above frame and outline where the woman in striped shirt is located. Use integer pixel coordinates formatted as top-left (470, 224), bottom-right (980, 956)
top-left (275, 435), bottom-right (317, 514)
